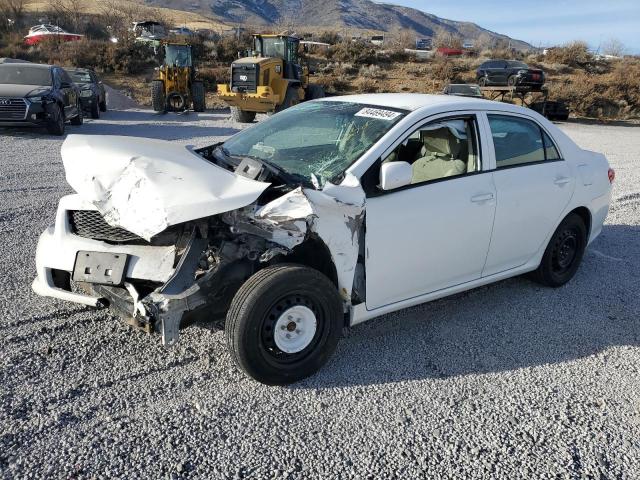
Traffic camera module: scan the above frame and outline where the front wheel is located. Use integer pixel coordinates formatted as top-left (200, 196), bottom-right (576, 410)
top-left (70, 103), bottom-right (83, 125)
top-left (230, 106), bottom-right (256, 123)
top-left (531, 213), bottom-right (587, 287)
top-left (225, 264), bottom-right (343, 385)
top-left (89, 100), bottom-right (100, 119)
top-left (45, 104), bottom-right (65, 135)
top-left (478, 77), bottom-right (487, 87)
top-left (507, 75), bottom-right (517, 87)
top-left (191, 81), bottom-right (206, 112)
top-left (151, 80), bottom-right (166, 112)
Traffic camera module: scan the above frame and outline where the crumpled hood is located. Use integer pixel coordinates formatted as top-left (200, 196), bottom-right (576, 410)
top-left (62, 135), bottom-right (270, 240)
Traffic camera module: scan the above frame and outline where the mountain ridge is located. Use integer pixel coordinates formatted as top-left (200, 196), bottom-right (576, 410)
top-left (144, 0), bottom-right (532, 50)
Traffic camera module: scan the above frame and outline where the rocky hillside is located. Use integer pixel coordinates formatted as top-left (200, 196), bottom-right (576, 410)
top-left (145, 0), bottom-right (531, 49)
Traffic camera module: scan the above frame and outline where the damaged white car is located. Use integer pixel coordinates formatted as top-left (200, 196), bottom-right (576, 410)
top-left (33, 94), bottom-right (613, 384)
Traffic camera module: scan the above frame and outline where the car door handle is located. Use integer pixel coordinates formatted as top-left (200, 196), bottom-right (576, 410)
top-left (470, 193), bottom-right (494, 203)
top-left (554, 177), bottom-right (571, 186)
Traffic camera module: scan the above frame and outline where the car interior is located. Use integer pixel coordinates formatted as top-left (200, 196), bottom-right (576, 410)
top-left (383, 119), bottom-right (478, 184)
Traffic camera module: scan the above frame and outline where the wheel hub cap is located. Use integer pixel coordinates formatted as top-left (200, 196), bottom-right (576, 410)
top-left (274, 305), bottom-right (317, 354)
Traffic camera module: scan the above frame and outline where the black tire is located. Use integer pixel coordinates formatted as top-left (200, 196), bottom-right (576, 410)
top-left (478, 76), bottom-right (487, 87)
top-left (274, 85), bottom-right (300, 113)
top-left (89, 100), bottom-right (100, 119)
top-left (557, 114), bottom-right (569, 121)
top-left (305, 84), bottom-right (325, 100)
top-left (507, 75), bottom-right (517, 87)
top-left (99, 97), bottom-right (107, 112)
top-left (230, 106), bottom-right (256, 123)
top-left (191, 81), bottom-right (206, 112)
top-left (70, 102), bottom-right (83, 125)
top-left (151, 80), bottom-right (166, 112)
top-left (225, 264), bottom-right (343, 385)
top-left (45, 103), bottom-right (65, 136)
top-left (531, 213), bottom-right (587, 287)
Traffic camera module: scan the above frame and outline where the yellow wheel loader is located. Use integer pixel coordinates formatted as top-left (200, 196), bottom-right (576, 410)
top-left (217, 34), bottom-right (324, 122)
top-left (152, 43), bottom-right (206, 113)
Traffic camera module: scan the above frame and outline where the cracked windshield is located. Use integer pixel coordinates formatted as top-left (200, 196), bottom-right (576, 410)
top-left (222, 101), bottom-right (407, 188)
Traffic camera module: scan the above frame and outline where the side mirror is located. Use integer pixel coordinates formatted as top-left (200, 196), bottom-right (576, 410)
top-left (380, 162), bottom-right (412, 191)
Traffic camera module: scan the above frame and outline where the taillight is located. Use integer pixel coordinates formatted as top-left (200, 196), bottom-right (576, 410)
top-left (608, 168), bottom-right (615, 183)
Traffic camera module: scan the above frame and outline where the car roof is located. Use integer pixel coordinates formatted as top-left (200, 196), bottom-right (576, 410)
top-left (0, 62), bottom-right (53, 70)
top-left (318, 93), bottom-right (525, 114)
top-left (64, 67), bottom-right (93, 73)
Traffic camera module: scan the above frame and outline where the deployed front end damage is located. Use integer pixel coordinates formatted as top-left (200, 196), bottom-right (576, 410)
top-left (33, 135), bottom-right (365, 345)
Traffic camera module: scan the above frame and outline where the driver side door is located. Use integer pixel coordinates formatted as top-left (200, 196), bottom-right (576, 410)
top-left (364, 114), bottom-right (497, 310)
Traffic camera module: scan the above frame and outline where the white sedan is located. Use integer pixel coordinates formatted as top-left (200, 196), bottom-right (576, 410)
top-left (33, 94), bottom-right (614, 384)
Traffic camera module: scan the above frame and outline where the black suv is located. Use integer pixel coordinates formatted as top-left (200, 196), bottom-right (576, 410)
top-left (0, 63), bottom-right (83, 135)
top-left (65, 67), bottom-right (107, 119)
top-left (476, 60), bottom-right (545, 89)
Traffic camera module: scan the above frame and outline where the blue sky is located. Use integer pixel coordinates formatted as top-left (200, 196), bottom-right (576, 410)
top-left (385, 0), bottom-right (640, 53)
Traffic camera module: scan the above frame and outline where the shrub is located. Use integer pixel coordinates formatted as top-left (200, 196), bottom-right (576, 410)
top-left (353, 77), bottom-right (378, 93)
top-left (545, 41), bottom-right (593, 68)
top-left (326, 40), bottom-right (377, 65)
top-left (359, 64), bottom-right (386, 79)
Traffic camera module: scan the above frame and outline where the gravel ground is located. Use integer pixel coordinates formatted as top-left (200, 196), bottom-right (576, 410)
top-left (1, 100), bottom-right (639, 479)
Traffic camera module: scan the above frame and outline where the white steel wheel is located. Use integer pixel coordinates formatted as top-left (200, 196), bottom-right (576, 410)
top-left (273, 305), bottom-right (318, 354)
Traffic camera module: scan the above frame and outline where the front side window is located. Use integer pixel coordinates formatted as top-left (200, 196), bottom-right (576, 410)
top-left (222, 101), bottom-right (407, 188)
top-left (164, 45), bottom-right (192, 67)
top-left (488, 115), bottom-right (560, 168)
top-left (382, 117), bottom-right (480, 186)
top-left (258, 37), bottom-right (286, 59)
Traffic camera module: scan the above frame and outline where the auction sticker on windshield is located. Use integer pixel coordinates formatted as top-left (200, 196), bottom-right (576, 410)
top-left (354, 108), bottom-right (402, 121)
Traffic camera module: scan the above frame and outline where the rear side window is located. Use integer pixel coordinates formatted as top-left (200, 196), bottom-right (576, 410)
top-left (488, 115), bottom-right (560, 168)
top-left (542, 130), bottom-right (561, 160)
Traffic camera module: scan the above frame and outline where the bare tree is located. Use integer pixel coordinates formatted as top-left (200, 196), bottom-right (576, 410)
top-left (601, 37), bottom-right (625, 57)
top-left (0, 0), bottom-right (32, 29)
top-left (47, 0), bottom-right (85, 31)
top-left (432, 28), bottom-right (462, 49)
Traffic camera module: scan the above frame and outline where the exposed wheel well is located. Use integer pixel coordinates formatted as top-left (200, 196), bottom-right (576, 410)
top-left (569, 206), bottom-right (592, 239)
top-left (280, 236), bottom-right (338, 288)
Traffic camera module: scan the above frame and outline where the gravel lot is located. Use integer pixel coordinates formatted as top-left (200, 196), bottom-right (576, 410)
top-left (1, 97), bottom-right (639, 479)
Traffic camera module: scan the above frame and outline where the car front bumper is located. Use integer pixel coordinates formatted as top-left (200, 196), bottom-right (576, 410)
top-left (80, 94), bottom-right (98, 110)
top-left (0, 100), bottom-right (49, 127)
top-left (32, 194), bottom-right (178, 308)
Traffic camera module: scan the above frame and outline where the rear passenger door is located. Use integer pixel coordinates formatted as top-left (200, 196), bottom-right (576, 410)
top-left (482, 113), bottom-right (575, 276)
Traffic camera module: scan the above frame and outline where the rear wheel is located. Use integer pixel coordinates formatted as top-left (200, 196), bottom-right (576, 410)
top-left (274, 85), bottom-right (300, 113)
top-left (191, 81), bottom-right (206, 112)
top-left (225, 264), bottom-right (343, 385)
top-left (151, 80), bottom-right (166, 112)
top-left (305, 84), bottom-right (325, 100)
top-left (99, 98), bottom-right (107, 112)
top-left (531, 214), bottom-right (587, 287)
top-left (230, 107), bottom-right (256, 123)
top-left (45, 103), bottom-right (65, 136)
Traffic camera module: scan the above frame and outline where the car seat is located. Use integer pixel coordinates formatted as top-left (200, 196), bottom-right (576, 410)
top-left (411, 127), bottom-right (467, 183)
